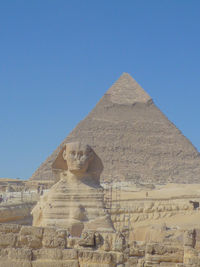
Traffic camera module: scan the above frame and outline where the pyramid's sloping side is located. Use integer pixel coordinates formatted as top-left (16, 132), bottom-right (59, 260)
top-left (30, 74), bottom-right (200, 184)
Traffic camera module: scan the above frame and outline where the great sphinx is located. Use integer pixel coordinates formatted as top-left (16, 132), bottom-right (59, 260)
top-left (32, 141), bottom-right (114, 236)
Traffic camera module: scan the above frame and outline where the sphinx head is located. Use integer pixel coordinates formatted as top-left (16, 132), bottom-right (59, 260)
top-left (52, 141), bottom-right (103, 184)
top-left (63, 142), bottom-right (94, 175)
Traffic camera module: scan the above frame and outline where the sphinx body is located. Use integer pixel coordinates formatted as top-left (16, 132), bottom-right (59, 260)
top-left (32, 142), bottom-right (114, 236)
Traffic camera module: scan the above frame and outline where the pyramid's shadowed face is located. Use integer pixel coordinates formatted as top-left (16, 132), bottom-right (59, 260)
top-left (63, 142), bottom-right (94, 175)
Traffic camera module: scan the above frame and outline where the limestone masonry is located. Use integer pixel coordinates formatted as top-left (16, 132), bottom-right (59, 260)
top-left (30, 73), bottom-right (200, 184)
top-left (0, 223), bottom-right (200, 267)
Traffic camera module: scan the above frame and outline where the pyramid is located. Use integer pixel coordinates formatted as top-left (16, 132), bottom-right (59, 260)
top-left (30, 73), bottom-right (200, 184)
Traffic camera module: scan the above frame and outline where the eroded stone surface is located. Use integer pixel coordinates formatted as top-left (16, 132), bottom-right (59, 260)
top-left (0, 224), bottom-right (200, 266)
top-left (0, 202), bottom-right (34, 224)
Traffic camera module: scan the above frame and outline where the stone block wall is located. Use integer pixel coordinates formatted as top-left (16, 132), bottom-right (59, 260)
top-left (0, 224), bottom-right (200, 266)
top-left (0, 202), bottom-right (34, 225)
top-left (110, 198), bottom-right (197, 232)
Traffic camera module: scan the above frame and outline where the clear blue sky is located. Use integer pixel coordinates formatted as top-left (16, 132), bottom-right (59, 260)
top-left (0, 1), bottom-right (200, 179)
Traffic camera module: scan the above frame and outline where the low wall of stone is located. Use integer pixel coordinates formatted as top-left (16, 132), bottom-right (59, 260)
top-left (0, 224), bottom-right (200, 266)
top-left (0, 202), bottom-right (35, 224)
top-left (110, 197), bottom-right (198, 232)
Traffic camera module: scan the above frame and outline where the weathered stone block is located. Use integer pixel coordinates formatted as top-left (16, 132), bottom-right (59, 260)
top-left (146, 254), bottom-right (183, 264)
top-left (79, 264), bottom-right (114, 267)
top-left (62, 249), bottom-right (78, 260)
top-left (79, 232), bottom-right (95, 247)
top-left (125, 257), bottom-right (138, 266)
top-left (32, 248), bottom-right (63, 261)
top-left (146, 243), bottom-right (182, 256)
top-left (79, 251), bottom-right (113, 264)
top-left (160, 263), bottom-right (177, 266)
top-left (18, 234), bottom-right (42, 249)
top-left (8, 248), bottom-right (32, 261)
top-left (0, 261), bottom-right (31, 267)
top-left (114, 252), bottom-right (125, 265)
top-left (32, 248), bottom-right (78, 261)
top-left (136, 258), bottom-right (145, 267)
top-left (43, 228), bottom-right (56, 236)
top-left (0, 233), bottom-right (16, 248)
top-left (184, 229), bottom-right (196, 248)
top-left (18, 225), bottom-right (43, 249)
top-left (184, 246), bottom-right (200, 265)
top-left (20, 225), bottom-right (43, 239)
top-left (42, 228), bottom-right (66, 249)
top-left (194, 228), bottom-right (200, 249)
top-left (32, 261), bottom-right (79, 267)
top-left (0, 223), bottom-right (21, 233)
top-left (67, 237), bottom-right (80, 248)
top-left (129, 247), bottom-right (145, 257)
top-left (0, 248), bottom-right (9, 260)
top-left (56, 229), bottom-right (67, 239)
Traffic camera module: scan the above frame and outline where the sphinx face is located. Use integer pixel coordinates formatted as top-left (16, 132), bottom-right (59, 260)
top-left (63, 142), bottom-right (94, 175)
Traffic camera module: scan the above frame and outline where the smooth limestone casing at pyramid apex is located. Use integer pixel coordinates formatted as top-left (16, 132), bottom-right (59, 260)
top-left (30, 73), bottom-right (200, 184)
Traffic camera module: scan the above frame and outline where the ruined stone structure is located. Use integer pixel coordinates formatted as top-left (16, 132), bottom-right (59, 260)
top-left (30, 73), bottom-right (200, 184)
top-left (32, 142), bottom-right (113, 236)
top-left (0, 178), bottom-right (25, 192)
top-left (0, 223), bottom-right (200, 266)
top-left (0, 202), bottom-right (34, 225)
